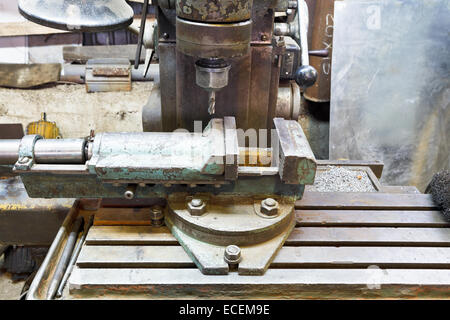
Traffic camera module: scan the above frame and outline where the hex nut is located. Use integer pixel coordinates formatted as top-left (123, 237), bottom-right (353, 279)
top-left (260, 198), bottom-right (279, 216)
top-left (150, 206), bottom-right (164, 227)
top-left (187, 198), bottom-right (206, 216)
top-left (195, 65), bottom-right (231, 90)
top-left (224, 245), bottom-right (242, 264)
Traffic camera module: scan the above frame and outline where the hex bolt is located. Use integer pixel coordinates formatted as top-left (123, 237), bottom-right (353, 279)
top-left (260, 33), bottom-right (268, 41)
top-left (187, 198), bottom-right (206, 216)
top-left (263, 198), bottom-right (276, 207)
top-left (124, 185), bottom-right (136, 199)
top-left (224, 245), bottom-right (242, 265)
top-left (150, 206), bottom-right (164, 227)
top-left (260, 198), bottom-right (279, 216)
top-left (191, 199), bottom-right (203, 207)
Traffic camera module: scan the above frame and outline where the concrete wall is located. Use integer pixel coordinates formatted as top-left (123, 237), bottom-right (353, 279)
top-left (0, 83), bottom-right (151, 138)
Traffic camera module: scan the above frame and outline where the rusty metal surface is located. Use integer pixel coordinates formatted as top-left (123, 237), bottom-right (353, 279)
top-left (85, 58), bottom-right (131, 92)
top-left (92, 67), bottom-right (129, 77)
top-left (84, 224), bottom-right (450, 247)
top-left (158, 42), bottom-right (177, 132)
top-left (20, 188), bottom-right (446, 299)
top-left (175, 51), bottom-right (251, 131)
top-left (0, 177), bottom-right (74, 245)
top-left (176, 0), bottom-right (253, 22)
top-left (296, 210), bottom-right (448, 228)
top-left (296, 192), bottom-right (438, 210)
top-left (176, 17), bottom-right (252, 59)
top-left (67, 267), bottom-right (450, 299)
top-left (274, 118), bottom-right (317, 185)
top-left (304, 0), bottom-right (334, 102)
top-left (248, 45), bottom-right (273, 131)
top-left (76, 245), bottom-right (450, 269)
top-left (63, 45), bottom-right (146, 64)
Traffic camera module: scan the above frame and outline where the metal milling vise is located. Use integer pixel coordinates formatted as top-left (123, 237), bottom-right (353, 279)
top-left (8, 0), bottom-right (320, 276)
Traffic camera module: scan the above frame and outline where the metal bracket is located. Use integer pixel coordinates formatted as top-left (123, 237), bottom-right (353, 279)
top-left (13, 134), bottom-right (42, 171)
top-left (166, 194), bottom-right (296, 275)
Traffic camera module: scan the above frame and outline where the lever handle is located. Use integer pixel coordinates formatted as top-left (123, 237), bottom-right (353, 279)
top-left (294, 65), bottom-right (318, 88)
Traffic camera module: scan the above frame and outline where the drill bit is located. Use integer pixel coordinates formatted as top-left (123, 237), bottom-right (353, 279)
top-left (208, 91), bottom-right (216, 115)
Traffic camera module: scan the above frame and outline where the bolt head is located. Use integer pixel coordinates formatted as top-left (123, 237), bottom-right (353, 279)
top-left (260, 198), bottom-right (279, 216)
top-left (124, 190), bottom-right (134, 199)
top-left (224, 245), bottom-right (241, 264)
top-left (191, 199), bottom-right (203, 207)
top-left (18, 156), bottom-right (30, 164)
top-left (188, 199), bottom-right (206, 216)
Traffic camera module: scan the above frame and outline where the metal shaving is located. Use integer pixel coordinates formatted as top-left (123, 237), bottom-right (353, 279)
top-left (309, 166), bottom-right (376, 193)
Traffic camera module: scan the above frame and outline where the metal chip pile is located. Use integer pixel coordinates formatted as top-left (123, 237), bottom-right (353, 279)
top-left (309, 166), bottom-right (376, 193)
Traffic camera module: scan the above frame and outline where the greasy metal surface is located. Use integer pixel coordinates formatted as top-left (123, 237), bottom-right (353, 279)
top-left (176, 17), bottom-right (252, 58)
top-left (65, 201), bottom-right (450, 298)
top-left (175, 51), bottom-right (251, 131)
top-left (176, 0), bottom-right (253, 22)
top-left (87, 119), bottom-right (225, 181)
top-left (274, 118), bottom-right (317, 184)
top-left (63, 45), bottom-right (146, 64)
top-left (303, 0), bottom-right (334, 102)
top-left (84, 224), bottom-right (450, 248)
top-left (166, 209), bottom-right (296, 275)
top-left (296, 210), bottom-right (449, 228)
top-left (0, 64), bottom-right (61, 88)
top-left (158, 42), bottom-right (178, 132)
top-left (0, 177), bottom-right (74, 245)
top-left (167, 195), bottom-right (295, 246)
top-left (161, 0), bottom-right (280, 133)
top-left (76, 245), bottom-right (450, 269)
top-left (19, 170), bottom-right (305, 199)
top-left (18, 0), bottom-right (134, 32)
top-left (67, 268), bottom-right (450, 299)
top-left (35, 188), bottom-right (445, 299)
top-left (296, 192), bottom-right (438, 210)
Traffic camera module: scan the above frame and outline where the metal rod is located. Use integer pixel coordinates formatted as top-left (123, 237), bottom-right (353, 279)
top-left (34, 139), bottom-right (86, 164)
top-left (297, 0), bottom-right (310, 66)
top-left (26, 201), bottom-right (78, 300)
top-left (45, 217), bottom-right (83, 300)
top-left (56, 215), bottom-right (94, 298)
top-left (134, 0), bottom-right (149, 69)
top-left (0, 139), bottom-right (87, 165)
top-left (60, 63), bottom-right (159, 83)
top-left (0, 140), bottom-right (20, 164)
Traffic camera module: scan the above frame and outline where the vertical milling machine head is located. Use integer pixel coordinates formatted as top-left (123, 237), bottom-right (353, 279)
top-left (175, 0), bottom-right (253, 114)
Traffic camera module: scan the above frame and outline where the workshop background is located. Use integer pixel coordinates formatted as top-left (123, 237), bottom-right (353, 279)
top-left (0, 0), bottom-right (448, 300)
